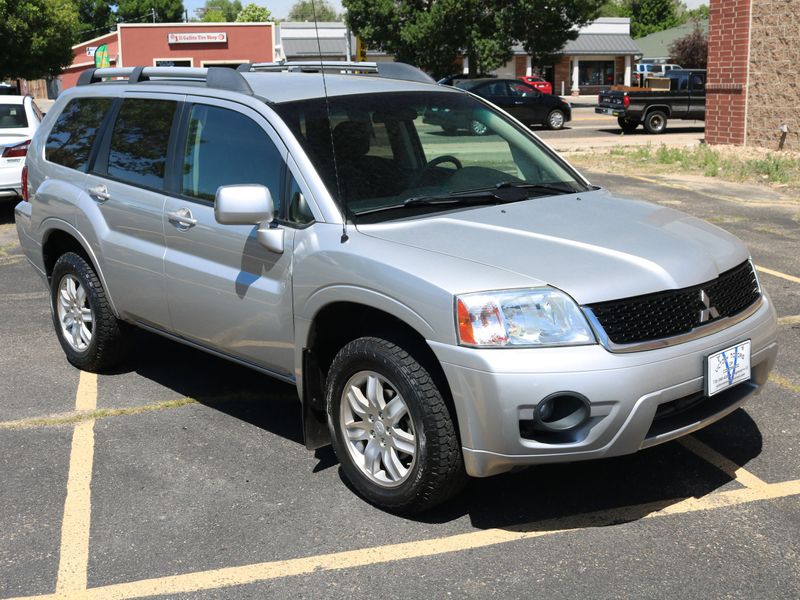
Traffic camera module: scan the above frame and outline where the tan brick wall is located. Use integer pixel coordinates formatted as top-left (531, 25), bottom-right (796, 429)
top-left (746, 0), bottom-right (800, 150)
top-left (706, 0), bottom-right (751, 145)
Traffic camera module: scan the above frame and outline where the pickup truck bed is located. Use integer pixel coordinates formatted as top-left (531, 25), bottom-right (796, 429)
top-left (595, 69), bottom-right (706, 134)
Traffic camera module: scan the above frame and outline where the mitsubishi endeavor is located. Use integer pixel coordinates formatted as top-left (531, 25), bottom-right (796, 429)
top-left (15, 64), bottom-right (778, 513)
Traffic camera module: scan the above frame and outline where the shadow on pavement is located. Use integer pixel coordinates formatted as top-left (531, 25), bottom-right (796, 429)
top-left (112, 327), bottom-right (763, 530)
top-left (0, 201), bottom-right (15, 225)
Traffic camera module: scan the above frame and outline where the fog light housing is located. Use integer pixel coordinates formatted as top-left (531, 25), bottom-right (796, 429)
top-left (535, 393), bottom-right (590, 432)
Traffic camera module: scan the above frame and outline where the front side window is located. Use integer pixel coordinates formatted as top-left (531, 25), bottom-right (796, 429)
top-left (106, 98), bottom-right (177, 189)
top-left (181, 104), bottom-right (283, 211)
top-left (45, 97), bottom-right (113, 171)
top-left (275, 91), bottom-right (587, 222)
top-left (509, 82), bottom-right (538, 98)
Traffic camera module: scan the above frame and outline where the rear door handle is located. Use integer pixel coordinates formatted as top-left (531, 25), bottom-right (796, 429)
top-left (87, 184), bottom-right (110, 203)
top-left (167, 208), bottom-right (198, 229)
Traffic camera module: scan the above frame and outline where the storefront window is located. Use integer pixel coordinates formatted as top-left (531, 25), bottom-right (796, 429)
top-left (578, 61), bottom-right (615, 86)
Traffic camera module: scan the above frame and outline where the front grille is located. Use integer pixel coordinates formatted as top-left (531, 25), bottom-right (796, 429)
top-left (587, 261), bottom-right (760, 345)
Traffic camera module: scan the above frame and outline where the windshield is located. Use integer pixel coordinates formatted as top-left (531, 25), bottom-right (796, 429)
top-left (274, 91), bottom-right (588, 222)
top-left (0, 103), bottom-right (28, 129)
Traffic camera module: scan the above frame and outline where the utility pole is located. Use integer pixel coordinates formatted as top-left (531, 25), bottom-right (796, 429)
top-left (151, 6), bottom-right (156, 23)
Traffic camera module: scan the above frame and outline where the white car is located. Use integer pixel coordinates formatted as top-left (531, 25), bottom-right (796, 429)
top-left (0, 95), bottom-right (43, 200)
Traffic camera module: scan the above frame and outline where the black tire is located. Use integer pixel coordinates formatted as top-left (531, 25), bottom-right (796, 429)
top-left (441, 125), bottom-right (457, 135)
top-left (545, 109), bottom-right (566, 130)
top-left (326, 336), bottom-right (466, 513)
top-left (643, 110), bottom-right (668, 134)
top-left (50, 252), bottom-right (129, 372)
top-left (617, 117), bottom-right (639, 132)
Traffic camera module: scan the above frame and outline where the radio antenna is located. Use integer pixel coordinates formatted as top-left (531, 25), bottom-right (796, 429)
top-left (311, 0), bottom-right (349, 243)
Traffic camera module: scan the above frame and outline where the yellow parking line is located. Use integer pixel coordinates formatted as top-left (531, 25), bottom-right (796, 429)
top-left (777, 315), bottom-right (800, 326)
top-left (54, 371), bottom-right (98, 597)
top-left (679, 435), bottom-right (768, 489)
top-left (6, 478), bottom-right (798, 600)
top-left (755, 265), bottom-right (800, 285)
top-left (75, 372), bottom-right (97, 412)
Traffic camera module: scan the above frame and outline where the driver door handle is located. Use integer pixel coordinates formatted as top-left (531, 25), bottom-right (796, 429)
top-left (87, 184), bottom-right (110, 203)
top-left (167, 208), bottom-right (198, 228)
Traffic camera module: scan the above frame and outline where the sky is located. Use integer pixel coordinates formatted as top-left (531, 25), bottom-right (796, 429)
top-left (183, 0), bottom-right (344, 20)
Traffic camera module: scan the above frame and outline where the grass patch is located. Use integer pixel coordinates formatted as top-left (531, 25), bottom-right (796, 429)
top-left (569, 144), bottom-right (800, 190)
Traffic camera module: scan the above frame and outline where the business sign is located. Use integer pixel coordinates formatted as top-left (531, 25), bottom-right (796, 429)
top-left (167, 32), bottom-right (227, 44)
top-left (86, 46), bottom-right (97, 57)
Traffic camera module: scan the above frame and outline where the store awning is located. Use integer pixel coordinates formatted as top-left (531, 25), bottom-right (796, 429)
top-left (559, 34), bottom-right (642, 56)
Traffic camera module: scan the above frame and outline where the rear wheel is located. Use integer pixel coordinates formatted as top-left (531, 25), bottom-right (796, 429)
top-left (326, 337), bottom-right (466, 513)
top-left (617, 117), bottom-right (639, 132)
top-left (546, 109), bottom-right (566, 130)
top-left (50, 252), bottom-right (129, 372)
top-left (643, 110), bottom-right (668, 134)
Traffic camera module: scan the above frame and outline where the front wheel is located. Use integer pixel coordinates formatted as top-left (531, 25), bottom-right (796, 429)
top-left (470, 119), bottom-right (488, 136)
top-left (643, 110), bottom-right (668, 134)
top-left (326, 337), bottom-right (466, 513)
top-left (546, 109), bottom-right (566, 130)
top-left (50, 252), bottom-right (129, 371)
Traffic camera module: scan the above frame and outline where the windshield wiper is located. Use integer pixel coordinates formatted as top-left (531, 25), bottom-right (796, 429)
top-left (493, 181), bottom-right (578, 195)
top-left (352, 181), bottom-right (577, 217)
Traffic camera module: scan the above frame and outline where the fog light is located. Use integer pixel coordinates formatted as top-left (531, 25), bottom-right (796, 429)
top-left (535, 393), bottom-right (590, 432)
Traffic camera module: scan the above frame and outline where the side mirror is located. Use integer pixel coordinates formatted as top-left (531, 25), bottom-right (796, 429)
top-left (214, 184), bottom-right (284, 254)
top-left (215, 184), bottom-right (274, 225)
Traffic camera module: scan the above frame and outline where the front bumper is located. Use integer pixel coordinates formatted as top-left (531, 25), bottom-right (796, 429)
top-left (429, 294), bottom-right (778, 477)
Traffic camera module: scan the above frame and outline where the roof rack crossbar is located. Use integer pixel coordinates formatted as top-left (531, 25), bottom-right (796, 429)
top-left (239, 60), bottom-right (435, 84)
top-left (76, 66), bottom-right (253, 95)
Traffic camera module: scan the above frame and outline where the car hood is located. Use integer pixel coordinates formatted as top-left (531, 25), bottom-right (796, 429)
top-left (357, 189), bottom-right (749, 305)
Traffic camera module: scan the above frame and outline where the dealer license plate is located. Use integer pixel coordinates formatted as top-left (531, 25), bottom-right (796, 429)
top-left (596, 107), bottom-right (619, 116)
top-left (706, 340), bottom-right (751, 396)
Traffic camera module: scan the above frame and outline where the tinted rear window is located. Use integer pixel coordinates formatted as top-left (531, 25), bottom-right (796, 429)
top-left (0, 104), bottom-right (27, 129)
top-left (106, 98), bottom-right (177, 189)
top-left (46, 97), bottom-right (113, 171)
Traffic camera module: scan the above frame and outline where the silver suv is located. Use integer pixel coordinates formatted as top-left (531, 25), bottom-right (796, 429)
top-left (16, 64), bottom-right (777, 513)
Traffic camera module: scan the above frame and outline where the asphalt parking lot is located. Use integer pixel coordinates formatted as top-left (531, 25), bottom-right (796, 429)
top-left (1, 170), bottom-right (798, 600)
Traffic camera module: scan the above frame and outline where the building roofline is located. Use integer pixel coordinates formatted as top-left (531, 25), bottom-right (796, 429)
top-left (71, 30), bottom-right (118, 49)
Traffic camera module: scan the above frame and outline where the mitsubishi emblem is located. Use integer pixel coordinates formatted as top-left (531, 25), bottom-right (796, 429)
top-left (698, 290), bottom-right (720, 323)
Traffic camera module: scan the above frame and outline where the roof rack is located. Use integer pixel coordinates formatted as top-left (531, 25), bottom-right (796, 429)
top-left (76, 66), bottom-right (253, 95)
top-left (237, 60), bottom-right (435, 84)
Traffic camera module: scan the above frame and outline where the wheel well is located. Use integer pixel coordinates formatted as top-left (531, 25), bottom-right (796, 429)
top-left (644, 105), bottom-right (671, 118)
top-left (42, 230), bottom-right (92, 281)
top-left (302, 302), bottom-right (460, 448)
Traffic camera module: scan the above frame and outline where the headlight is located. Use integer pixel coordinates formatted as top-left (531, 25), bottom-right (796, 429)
top-left (456, 287), bottom-right (595, 348)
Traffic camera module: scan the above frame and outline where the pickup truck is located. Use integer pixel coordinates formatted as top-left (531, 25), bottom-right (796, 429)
top-left (596, 69), bottom-right (706, 134)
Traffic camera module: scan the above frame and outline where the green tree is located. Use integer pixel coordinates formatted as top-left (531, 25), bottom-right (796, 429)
top-left (288, 0), bottom-right (338, 22)
top-left (117, 0), bottom-right (185, 23)
top-left (627, 0), bottom-right (681, 38)
top-left (76, 0), bottom-right (117, 42)
top-left (682, 4), bottom-right (709, 22)
top-left (236, 3), bottom-right (272, 21)
top-left (198, 0), bottom-right (242, 22)
top-left (668, 22), bottom-right (707, 67)
top-left (0, 0), bottom-right (79, 80)
top-left (344, 0), bottom-right (605, 79)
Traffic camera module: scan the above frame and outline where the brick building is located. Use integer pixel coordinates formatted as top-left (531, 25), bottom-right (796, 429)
top-left (706, 0), bottom-right (799, 149)
top-left (62, 22), bottom-right (277, 90)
